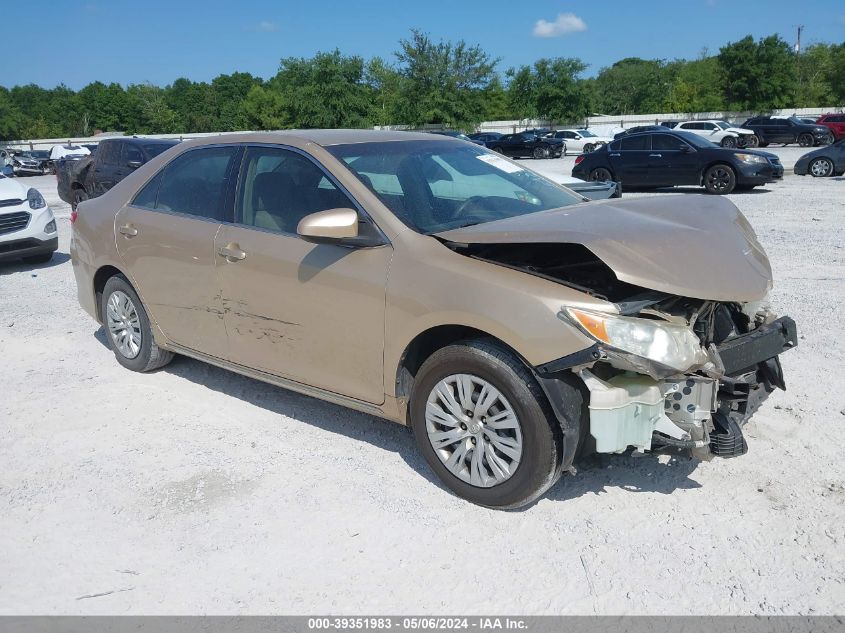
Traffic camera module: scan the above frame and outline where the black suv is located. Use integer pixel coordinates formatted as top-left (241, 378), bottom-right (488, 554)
top-left (741, 116), bottom-right (833, 147)
top-left (56, 137), bottom-right (178, 208)
top-left (572, 129), bottom-right (783, 194)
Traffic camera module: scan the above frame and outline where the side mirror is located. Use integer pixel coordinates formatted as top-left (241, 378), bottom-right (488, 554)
top-left (127, 160), bottom-right (143, 169)
top-left (679, 145), bottom-right (692, 153)
top-left (297, 208), bottom-right (359, 244)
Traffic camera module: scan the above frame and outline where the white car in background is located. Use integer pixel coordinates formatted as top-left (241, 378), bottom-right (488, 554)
top-left (546, 129), bottom-right (613, 154)
top-left (673, 120), bottom-right (758, 148)
top-left (48, 144), bottom-right (91, 160)
top-left (0, 168), bottom-right (58, 264)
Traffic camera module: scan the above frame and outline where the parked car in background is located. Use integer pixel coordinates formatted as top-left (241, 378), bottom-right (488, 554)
top-left (49, 144), bottom-right (91, 160)
top-left (488, 132), bottom-right (564, 159)
top-left (793, 138), bottom-right (845, 177)
top-left (815, 113), bottom-right (845, 141)
top-left (673, 120), bottom-right (758, 148)
top-left (82, 144), bottom-right (99, 154)
top-left (572, 129), bottom-right (783, 194)
top-left (741, 116), bottom-right (833, 147)
top-left (0, 169), bottom-right (58, 264)
top-left (546, 129), bottom-right (612, 154)
top-left (796, 118), bottom-right (818, 125)
top-left (57, 137), bottom-right (178, 209)
top-left (468, 132), bottom-right (503, 147)
top-left (70, 129), bottom-right (795, 507)
top-left (10, 151), bottom-right (48, 176)
top-left (29, 150), bottom-right (54, 174)
top-left (429, 131), bottom-right (484, 145)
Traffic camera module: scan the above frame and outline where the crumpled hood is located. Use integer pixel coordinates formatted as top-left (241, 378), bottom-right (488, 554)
top-left (436, 195), bottom-right (772, 302)
top-left (727, 127), bottom-right (755, 135)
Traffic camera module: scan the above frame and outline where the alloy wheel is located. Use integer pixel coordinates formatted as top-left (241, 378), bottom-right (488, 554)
top-left (810, 158), bottom-right (833, 177)
top-left (106, 290), bottom-right (142, 359)
top-left (707, 167), bottom-right (732, 192)
top-left (722, 136), bottom-right (736, 148)
top-left (590, 167), bottom-right (612, 181)
top-left (798, 134), bottom-right (813, 147)
top-left (424, 373), bottom-right (523, 488)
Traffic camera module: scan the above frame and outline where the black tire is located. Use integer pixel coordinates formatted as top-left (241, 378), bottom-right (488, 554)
top-left (409, 339), bottom-right (574, 509)
top-left (583, 143), bottom-right (595, 153)
top-left (100, 274), bottom-right (174, 372)
top-left (703, 164), bottom-right (736, 195)
top-left (589, 167), bottom-right (613, 182)
top-left (71, 188), bottom-right (88, 211)
top-left (720, 136), bottom-right (737, 148)
top-left (745, 135), bottom-right (759, 148)
top-left (809, 157), bottom-right (834, 177)
top-left (798, 133), bottom-right (813, 147)
top-left (22, 252), bottom-right (54, 264)
top-left (533, 145), bottom-right (550, 159)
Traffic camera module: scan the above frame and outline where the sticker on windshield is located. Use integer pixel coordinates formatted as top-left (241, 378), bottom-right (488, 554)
top-left (476, 153), bottom-right (524, 173)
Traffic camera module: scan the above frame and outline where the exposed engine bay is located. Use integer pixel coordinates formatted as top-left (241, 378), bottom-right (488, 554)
top-left (443, 239), bottom-right (798, 461)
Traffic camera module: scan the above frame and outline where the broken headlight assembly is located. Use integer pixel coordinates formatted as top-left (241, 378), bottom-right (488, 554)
top-left (565, 307), bottom-right (707, 373)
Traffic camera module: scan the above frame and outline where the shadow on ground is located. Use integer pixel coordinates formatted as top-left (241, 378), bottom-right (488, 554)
top-left (92, 326), bottom-right (705, 507)
top-left (0, 251), bottom-right (70, 276)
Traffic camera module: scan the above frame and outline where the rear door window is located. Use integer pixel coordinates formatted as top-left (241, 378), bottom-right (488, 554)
top-left (619, 135), bottom-right (650, 151)
top-left (151, 146), bottom-right (239, 220)
top-left (123, 144), bottom-right (144, 164)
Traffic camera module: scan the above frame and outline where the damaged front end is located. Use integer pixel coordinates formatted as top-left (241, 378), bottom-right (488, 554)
top-left (538, 296), bottom-right (797, 460)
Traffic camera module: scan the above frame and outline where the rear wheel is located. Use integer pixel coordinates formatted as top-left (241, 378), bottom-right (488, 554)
top-left (583, 143), bottom-right (595, 153)
top-left (101, 275), bottom-right (174, 372)
top-left (720, 136), bottom-right (737, 148)
top-left (746, 135), bottom-right (759, 148)
top-left (410, 339), bottom-right (571, 509)
top-left (703, 164), bottom-right (736, 194)
top-left (798, 133), bottom-right (813, 147)
top-left (589, 167), bottom-right (613, 182)
top-left (809, 157), bottom-right (834, 177)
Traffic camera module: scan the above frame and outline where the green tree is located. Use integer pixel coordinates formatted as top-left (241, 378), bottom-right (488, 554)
top-left (826, 42), bottom-right (845, 103)
top-left (663, 56), bottom-right (723, 113)
top-left (365, 57), bottom-right (405, 126)
top-left (393, 29), bottom-right (498, 129)
top-left (238, 84), bottom-right (288, 130)
top-left (718, 35), bottom-right (797, 110)
top-left (269, 50), bottom-right (374, 128)
top-left (211, 72), bottom-right (262, 130)
top-left (506, 58), bottom-right (591, 122)
top-left (593, 58), bottom-right (668, 114)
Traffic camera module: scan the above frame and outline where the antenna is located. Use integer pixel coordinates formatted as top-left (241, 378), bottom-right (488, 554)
top-left (794, 25), bottom-right (803, 54)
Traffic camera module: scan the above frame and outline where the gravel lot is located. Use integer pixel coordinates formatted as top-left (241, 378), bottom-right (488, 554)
top-left (1, 149), bottom-right (844, 615)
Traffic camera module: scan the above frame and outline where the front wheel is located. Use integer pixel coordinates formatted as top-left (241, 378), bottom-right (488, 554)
top-left (101, 275), bottom-right (174, 372)
top-left (798, 133), bottom-right (813, 147)
top-left (410, 339), bottom-right (572, 508)
top-left (809, 157), bottom-right (834, 177)
top-left (533, 146), bottom-right (550, 159)
top-left (745, 135), bottom-right (759, 148)
top-left (720, 136), bottom-right (737, 148)
top-left (703, 164), bottom-right (736, 194)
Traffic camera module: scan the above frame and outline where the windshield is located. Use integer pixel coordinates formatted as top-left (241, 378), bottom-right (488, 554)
top-left (578, 130), bottom-right (596, 137)
top-left (327, 140), bottom-right (584, 234)
top-left (715, 121), bottom-right (733, 130)
top-left (31, 151), bottom-right (50, 158)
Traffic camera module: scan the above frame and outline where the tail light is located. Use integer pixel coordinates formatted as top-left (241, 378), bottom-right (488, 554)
top-left (574, 155), bottom-right (585, 165)
top-left (70, 210), bottom-right (78, 224)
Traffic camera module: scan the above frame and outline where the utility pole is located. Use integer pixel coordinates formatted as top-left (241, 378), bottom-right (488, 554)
top-left (794, 25), bottom-right (803, 54)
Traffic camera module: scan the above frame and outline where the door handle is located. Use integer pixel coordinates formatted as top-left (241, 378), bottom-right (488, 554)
top-left (649, 153), bottom-right (662, 158)
top-left (218, 243), bottom-right (246, 262)
top-left (609, 153), bottom-right (621, 157)
top-left (118, 224), bottom-right (138, 237)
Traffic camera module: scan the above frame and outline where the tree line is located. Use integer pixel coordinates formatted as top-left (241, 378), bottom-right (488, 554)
top-left (1, 31), bottom-right (843, 141)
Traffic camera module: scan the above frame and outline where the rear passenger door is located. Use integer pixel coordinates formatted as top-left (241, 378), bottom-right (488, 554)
top-left (115, 145), bottom-right (241, 358)
top-left (607, 135), bottom-right (650, 185)
top-left (215, 145), bottom-right (392, 404)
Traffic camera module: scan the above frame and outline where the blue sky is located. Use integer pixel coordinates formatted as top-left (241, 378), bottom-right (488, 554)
top-left (5, 0), bottom-right (845, 89)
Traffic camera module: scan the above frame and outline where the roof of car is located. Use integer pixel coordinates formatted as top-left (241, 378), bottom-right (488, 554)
top-left (184, 129), bottom-right (447, 149)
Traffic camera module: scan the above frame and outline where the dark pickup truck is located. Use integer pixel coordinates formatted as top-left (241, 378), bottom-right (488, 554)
top-left (57, 137), bottom-right (178, 209)
top-left (741, 116), bottom-right (833, 148)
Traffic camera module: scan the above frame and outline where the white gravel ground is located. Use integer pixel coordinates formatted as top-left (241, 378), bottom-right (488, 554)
top-left (1, 149), bottom-right (844, 615)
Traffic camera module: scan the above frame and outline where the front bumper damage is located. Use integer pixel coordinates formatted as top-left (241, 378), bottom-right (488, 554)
top-left (537, 316), bottom-right (797, 459)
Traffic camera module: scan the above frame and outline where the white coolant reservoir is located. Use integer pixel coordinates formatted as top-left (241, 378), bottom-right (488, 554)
top-left (580, 370), bottom-right (666, 453)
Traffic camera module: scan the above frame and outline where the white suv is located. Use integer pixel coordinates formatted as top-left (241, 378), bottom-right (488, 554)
top-left (0, 169), bottom-right (58, 264)
top-left (673, 120), bottom-right (758, 148)
top-left (547, 129), bottom-right (613, 154)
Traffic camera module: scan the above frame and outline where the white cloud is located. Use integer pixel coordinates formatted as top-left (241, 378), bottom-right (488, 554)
top-left (256, 20), bottom-right (279, 32)
top-left (532, 13), bottom-right (587, 38)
